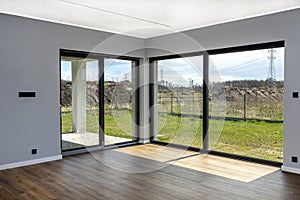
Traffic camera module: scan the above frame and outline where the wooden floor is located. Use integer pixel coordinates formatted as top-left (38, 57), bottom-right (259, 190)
top-left (114, 144), bottom-right (278, 182)
top-left (0, 144), bottom-right (300, 200)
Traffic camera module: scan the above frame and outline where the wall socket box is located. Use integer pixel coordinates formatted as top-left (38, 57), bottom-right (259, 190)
top-left (292, 92), bottom-right (299, 98)
top-left (32, 148), bottom-right (37, 155)
top-left (291, 156), bottom-right (298, 163)
top-left (19, 91), bottom-right (36, 98)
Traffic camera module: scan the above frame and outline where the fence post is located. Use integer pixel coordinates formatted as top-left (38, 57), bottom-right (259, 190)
top-left (192, 92), bottom-right (195, 112)
top-left (243, 93), bottom-right (247, 120)
top-left (159, 92), bottom-right (161, 103)
top-left (115, 95), bottom-right (118, 109)
top-left (171, 93), bottom-right (173, 114)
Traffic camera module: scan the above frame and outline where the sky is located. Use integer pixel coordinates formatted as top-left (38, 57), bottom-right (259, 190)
top-left (158, 56), bottom-right (204, 86)
top-left (61, 58), bottom-right (132, 81)
top-left (61, 47), bottom-right (284, 86)
top-left (158, 47), bottom-right (284, 86)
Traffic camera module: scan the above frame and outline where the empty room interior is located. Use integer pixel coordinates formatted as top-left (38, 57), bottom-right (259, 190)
top-left (1, 1), bottom-right (300, 199)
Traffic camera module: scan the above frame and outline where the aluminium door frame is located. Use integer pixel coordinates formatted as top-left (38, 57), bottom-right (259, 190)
top-left (148, 40), bottom-right (284, 166)
top-left (59, 49), bottom-right (140, 154)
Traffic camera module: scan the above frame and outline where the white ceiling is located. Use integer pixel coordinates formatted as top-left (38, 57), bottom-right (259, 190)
top-left (1, 0), bottom-right (300, 38)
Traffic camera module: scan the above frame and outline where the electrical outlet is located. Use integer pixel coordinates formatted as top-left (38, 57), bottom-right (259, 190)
top-left (32, 149), bottom-right (37, 155)
top-left (292, 92), bottom-right (299, 98)
top-left (292, 156), bottom-right (298, 163)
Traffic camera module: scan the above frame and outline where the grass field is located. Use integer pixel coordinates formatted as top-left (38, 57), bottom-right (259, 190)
top-left (157, 113), bottom-right (283, 162)
top-left (156, 91), bottom-right (284, 162)
top-left (61, 110), bottom-right (132, 139)
top-left (62, 110), bottom-right (283, 162)
top-left (212, 119), bottom-right (283, 162)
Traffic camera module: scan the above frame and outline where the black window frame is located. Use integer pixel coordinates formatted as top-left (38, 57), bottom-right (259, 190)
top-left (59, 49), bottom-right (141, 153)
top-left (148, 40), bottom-right (284, 167)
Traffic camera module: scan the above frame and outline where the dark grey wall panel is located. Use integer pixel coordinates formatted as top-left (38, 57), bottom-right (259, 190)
top-left (0, 13), bottom-right (144, 165)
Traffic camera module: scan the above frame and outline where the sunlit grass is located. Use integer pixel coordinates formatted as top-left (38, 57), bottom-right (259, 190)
top-left (157, 114), bottom-right (283, 162)
top-left (61, 110), bottom-right (132, 139)
top-left (62, 110), bottom-right (283, 162)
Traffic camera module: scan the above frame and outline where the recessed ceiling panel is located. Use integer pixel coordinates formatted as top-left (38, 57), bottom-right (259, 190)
top-left (0, 0), bottom-right (300, 38)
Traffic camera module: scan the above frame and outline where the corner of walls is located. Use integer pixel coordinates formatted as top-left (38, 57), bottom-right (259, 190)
top-left (145, 8), bottom-right (300, 174)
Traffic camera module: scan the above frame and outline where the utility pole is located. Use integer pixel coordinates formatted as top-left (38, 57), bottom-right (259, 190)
top-left (160, 68), bottom-right (164, 84)
top-left (267, 49), bottom-right (276, 82)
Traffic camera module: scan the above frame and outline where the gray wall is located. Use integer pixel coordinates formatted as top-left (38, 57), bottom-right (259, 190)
top-left (0, 13), bottom-right (144, 165)
top-left (1, 8), bottom-right (300, 171)
top-left (146, 8), bottom-right (300, 170)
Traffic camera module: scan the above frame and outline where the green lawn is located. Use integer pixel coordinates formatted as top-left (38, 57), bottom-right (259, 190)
top-left (61, 110), bottom-right (132, 139)
top-left (157, 113), bottom-right (283, 162)
top-left (62, 110), bottom-right (283, 162)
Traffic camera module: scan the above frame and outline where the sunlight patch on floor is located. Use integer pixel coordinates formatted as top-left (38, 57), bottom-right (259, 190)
top-left (115, 144), bottom-right (278, 182)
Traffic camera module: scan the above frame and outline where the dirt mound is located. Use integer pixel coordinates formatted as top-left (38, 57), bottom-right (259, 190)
top-left (211, 86), bottom-right (284, 102)
top-left (61, 80), bottom-right (132, 107)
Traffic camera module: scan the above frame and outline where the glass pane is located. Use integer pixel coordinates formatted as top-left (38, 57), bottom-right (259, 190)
top-left (104, 58), bottom-right (134, 145)
top-left (61, 57), bottom-right (100, 150)
top-left (156, 56), bottom-right (203, 148)
top-left (61, 60), bottom-right (73, 133)
top-left (209, 47), bottom-right (284, 161)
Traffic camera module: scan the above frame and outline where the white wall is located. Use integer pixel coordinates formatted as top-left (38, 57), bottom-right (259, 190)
top-left (146, 8), bottom-right (300, 172)
top-left (0, 13), bottom-right (145, 167)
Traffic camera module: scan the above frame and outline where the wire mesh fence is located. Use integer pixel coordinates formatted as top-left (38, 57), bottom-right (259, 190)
top-left (157, 86), bottom-right (283, 122)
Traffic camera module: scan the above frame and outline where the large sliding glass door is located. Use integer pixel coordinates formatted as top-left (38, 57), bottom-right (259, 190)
top-left (209, 47), bottom-right (284, 162)
top-left (150, 42), bottom-right (284, 163)
top-left (104, 58), bottom-right (136, 145)
top-left (61, 56), bottom-right (100, 151)
top-left (60, 50), bottom-right (139, 152)
top-left (151, 56), bottom-right (204, 148)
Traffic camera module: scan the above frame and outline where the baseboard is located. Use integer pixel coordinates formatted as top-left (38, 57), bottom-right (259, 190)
top-left (0, 155), bottom-right (62, 171)
top-left (281, 165), bottom-right (300, 174)
top-left (138, 139), bottom-right (150, 144)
